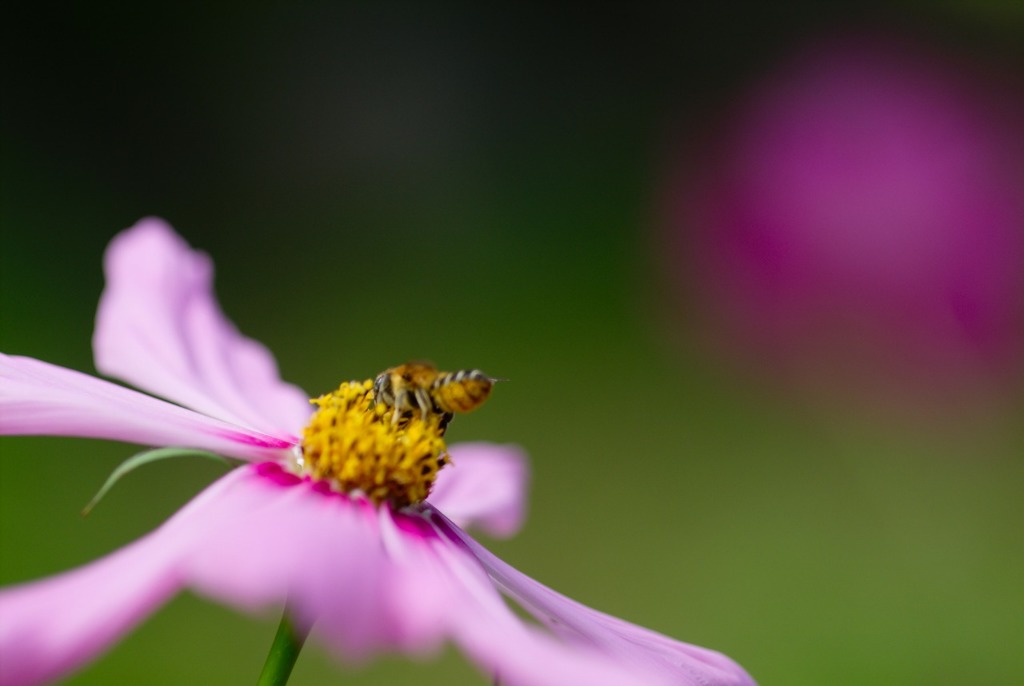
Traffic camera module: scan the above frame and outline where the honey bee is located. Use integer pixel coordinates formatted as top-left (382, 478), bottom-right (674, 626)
top-left (372, 362), bottom-right (496, 427)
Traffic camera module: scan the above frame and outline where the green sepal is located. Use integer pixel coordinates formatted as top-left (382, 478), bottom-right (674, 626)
top-left (82, 447), bottom-right (240, 516)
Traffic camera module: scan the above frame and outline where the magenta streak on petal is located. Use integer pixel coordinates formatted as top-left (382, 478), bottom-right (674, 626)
top-left (214, 429), bottom-right (295, 450)
top-left (255, 461), bottom-right (304, 485)
top-left (390, 510), bottom-right (435, 538)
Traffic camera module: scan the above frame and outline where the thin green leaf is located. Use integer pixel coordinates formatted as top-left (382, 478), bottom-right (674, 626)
top-left (82, 447), bottom-right (239, 516)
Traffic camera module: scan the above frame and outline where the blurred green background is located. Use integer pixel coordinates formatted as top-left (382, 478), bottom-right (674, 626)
top-left (2, 3), bottom-right (1022, 685)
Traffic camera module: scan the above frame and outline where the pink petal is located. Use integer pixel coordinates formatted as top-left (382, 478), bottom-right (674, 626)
top-left (0, 465), bottom-right (440, 685)
top-left (184, 468), bottom-right (676, 682)
top-left (185, 470), bottom-right (681, 683)
top-left (419, 526), bottom-right (680, 686)
top-left (427, 442), bottom-right (529, 537)
top-left (183, 466), bottom-right (416, 657)
top-left (0, 537), bottom-right (179, 686)
top-left (0, 354), bottom-right (293, 461)
top-left (440, 513), bottom-right (757, 686)
top-left (0, 467), bottom-right (253, 686)
top-left (93, 218), bottom-right (310, 439)
top-left (1, 464), bottom-right (754, 685)
top-left (179, 467), bottom-right (482, 660)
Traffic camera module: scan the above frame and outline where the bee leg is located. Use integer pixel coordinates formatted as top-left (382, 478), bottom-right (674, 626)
top-left (391, 389), bottom-right (408, 425)
top-left (414, 388), bottom-right (433, 419)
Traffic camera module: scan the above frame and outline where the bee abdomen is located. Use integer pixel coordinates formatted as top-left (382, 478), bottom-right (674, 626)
top-left (431, 369), bottom-right (493, 414)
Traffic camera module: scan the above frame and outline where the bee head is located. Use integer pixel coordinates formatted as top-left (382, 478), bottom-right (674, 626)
top-left (372, 371), bottom-right (394, 406)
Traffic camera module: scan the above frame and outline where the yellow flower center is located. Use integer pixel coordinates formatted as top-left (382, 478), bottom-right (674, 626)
top-left (299, 380), bottom-right (450, 508)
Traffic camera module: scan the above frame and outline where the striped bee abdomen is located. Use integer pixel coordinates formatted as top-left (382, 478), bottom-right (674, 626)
top-left (430, 369), bottom-right (493, 414)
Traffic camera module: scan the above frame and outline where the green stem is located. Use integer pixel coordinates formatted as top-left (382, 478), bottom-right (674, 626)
top-left (257, 611), bottom-right (309, 686)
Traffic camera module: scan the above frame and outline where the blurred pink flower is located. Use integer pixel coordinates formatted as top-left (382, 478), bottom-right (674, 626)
top-left (0, 219), bottom-right (755, 686)
top-left (670, 35), bottom-right (1024, 404)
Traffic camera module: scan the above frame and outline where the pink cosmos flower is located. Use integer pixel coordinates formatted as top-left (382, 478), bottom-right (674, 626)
top-left (0, 219), bottom-right (755, 686)
top-left (667, 34), bottom-right (1024, 405)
